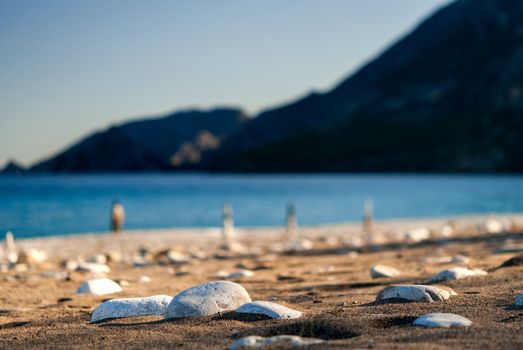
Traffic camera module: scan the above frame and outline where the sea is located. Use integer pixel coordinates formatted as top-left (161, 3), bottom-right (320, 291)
top-left (1, 174), bottom-right (522, 239)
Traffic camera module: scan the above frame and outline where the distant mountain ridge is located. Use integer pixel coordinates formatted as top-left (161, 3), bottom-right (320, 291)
top-left (29, 108), bottom-right (247, 172)
top-left (7, 0), bottom-right (523, 174)
top-left (207, 0), bottom-right (523, 172)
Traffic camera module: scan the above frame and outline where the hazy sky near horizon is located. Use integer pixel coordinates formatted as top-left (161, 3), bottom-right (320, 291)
top-left (0, 0), bottom-right (451, 167)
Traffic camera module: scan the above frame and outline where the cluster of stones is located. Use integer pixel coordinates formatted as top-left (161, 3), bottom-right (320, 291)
top-left (90, 281), bottom-right (303, 323)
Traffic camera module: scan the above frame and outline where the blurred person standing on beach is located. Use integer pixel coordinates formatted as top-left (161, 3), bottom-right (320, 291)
top-left (111, 201), bottom-right (125, 233)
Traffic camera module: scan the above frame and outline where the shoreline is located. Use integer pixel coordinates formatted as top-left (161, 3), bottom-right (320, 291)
top-left (14, 213), bottom-right (523, 260)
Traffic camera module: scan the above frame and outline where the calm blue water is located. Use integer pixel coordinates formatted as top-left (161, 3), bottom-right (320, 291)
top-left (0, 174), bottom-right (522, 239)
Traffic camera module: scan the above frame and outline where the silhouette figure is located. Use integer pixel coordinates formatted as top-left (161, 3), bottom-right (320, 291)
top-left (111, 201), bottom-right (125, 233)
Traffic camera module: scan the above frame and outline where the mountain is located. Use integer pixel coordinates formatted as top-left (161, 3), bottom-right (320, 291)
top-left (30, 108), bottom-right (247, 172)
top-left (0, 160), bottom-right (26, 175)
top-left (207, 0), bottom-right (523, 172)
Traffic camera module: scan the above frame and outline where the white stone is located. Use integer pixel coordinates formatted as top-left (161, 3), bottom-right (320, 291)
top-left (189, 248), bottom-right (207, 260)
top-left (133, 257), bottom-right (151, 268)
top-left (138, 275), bottom-right (151, 283)
top-left (423, 255), bottom-right (470, 265)
top-left (215, 270), bottom-right (230, 278)
top-left (6, 251), bottom-right (18, 265)
top-left (413, 313), bottom-right (472, 327)
top-left (86, 254), bottom-right (107, 264)
top-left (14, 263), bottom-right (28, 272)
top-left (236, 301), bottom-right (302, 319)
top-left (310, 265), bottom-right (336, 274)
top-left (40, 271), bottom-right (68, 280)
top-left (118, 280), bottom-right (131, 287)
top-left (105, 251), bottom-right (123, 263)
top-left (403, 228), bottom-right (430, 242)
top-left (286, 239), bottom-right (314, 251)
top-left (17, 248), bottom-right (47, 265)
top-left (230, 335), bottom-right (323, 349)
top-left (225, 270), bottom-right (255, 280)
top-left (76, 262), bottom-right (111, 274)
top-left (346, 251), bottom-right (359, 258)
top-left (343, 235), bottom-right (364, 247)
top-left (269, 242), bottom-right (285, 253)
top-left (479, 219), bottom-right (503, 234)
top-left (221, 241), bottom-right (249, 254)
top-left (76, 278), bottom-right (122, 296)
top-left (91, 295), bottom-right (173, 322)
top-left (164, 281), bottom-right (251, 318)
top-left (440, 225), bottom-right (454, 237)
top-left (451, 255), bottom-right (470, 264)
top-left (513, 293), bottom-right (523, 307)
top-left (370, 265), bottom-right (400, 278)
top-left (167, 250), bottom-right (192, 264)
top-left (63, 260), bottom-right (79, 271)
top-left (320, 236), bottom-right (338, 245)
top-left (255, 254), bottom-right (277, 262)
top-left (428, 267), bottom-right (487, 283)
top-left (376, 285), bottom-right (456, 302)
top-left (423, 256), bottom-right (452, 264)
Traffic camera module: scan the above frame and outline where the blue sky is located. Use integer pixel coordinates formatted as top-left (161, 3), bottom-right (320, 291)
top-left (0, 0), bottom-right (450, 166)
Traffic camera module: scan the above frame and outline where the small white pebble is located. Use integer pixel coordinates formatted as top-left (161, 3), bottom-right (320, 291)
top-left (138, 275), bottom-right (151, 283)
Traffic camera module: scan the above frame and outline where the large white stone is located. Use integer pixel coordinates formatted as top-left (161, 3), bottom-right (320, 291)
top-left (413, 313), bottom-right (472, 327)
top-left (376, 285), bottom-right (456, 302)
top-left (514, 293), bottom-right (523, 307)
top-left (370, 265), bottom-right (400, 278)
top-left (236, 301), bottom-right (302, 319)
top-left (428, 267), bottom-right (487, 283)
top-left (91, 295), bottom-right (173, 322)
top-left (164, 281), bottom-right (251, 318)
top-left (230, 335), bottom-right (323, 349)
top-left (76, 278), bottom-right (122, 296)
top-left (76, 262), bottom-right (111, 274)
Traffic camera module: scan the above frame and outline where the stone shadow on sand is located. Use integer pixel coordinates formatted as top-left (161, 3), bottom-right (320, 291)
top-left (290, 277), bottom-right (425, 293)
top-left (231, 316), bottom-right (361, 340)
top-left (94, 311), bottom-right (272, 328)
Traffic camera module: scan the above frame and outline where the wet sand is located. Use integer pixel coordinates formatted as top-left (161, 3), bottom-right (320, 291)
top-left (1, 214), bottom-right (523, 349)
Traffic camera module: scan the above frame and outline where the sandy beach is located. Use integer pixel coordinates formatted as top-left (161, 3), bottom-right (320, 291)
top-left (2, 214), bottom-right (523, 349)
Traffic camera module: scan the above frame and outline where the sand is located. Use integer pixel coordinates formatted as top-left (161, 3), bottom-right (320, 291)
top-left (1, 214), bottom-right (523, 349)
